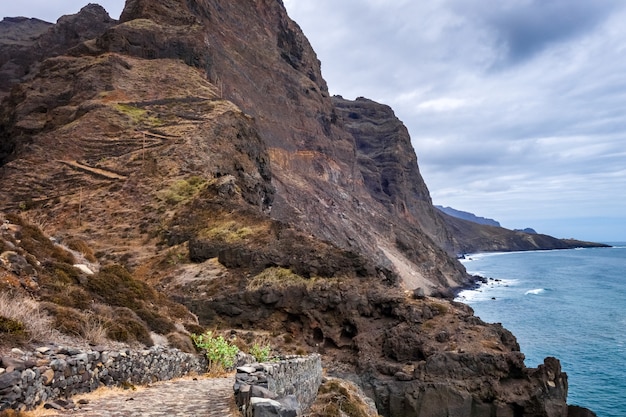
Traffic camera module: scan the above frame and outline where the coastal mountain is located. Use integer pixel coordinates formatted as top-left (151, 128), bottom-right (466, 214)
top-left (435, 205), bottom-right (501, 227)
top-left (0, 1), bottom-right (600, 416)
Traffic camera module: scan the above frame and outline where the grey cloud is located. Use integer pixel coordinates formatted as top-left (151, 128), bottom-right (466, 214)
top-left (451, 0), bottom-right (623, 66)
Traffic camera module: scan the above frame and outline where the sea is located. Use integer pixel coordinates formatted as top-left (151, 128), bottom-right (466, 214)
top-left (455, 244), bottom-right (626, 417)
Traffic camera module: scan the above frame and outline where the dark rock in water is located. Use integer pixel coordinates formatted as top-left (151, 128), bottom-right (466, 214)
top-left (568, 405), bottom-right (597, 417)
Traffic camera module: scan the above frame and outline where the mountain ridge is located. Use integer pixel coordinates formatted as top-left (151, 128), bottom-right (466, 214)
top-left (435, 205), bottom-right (501, 227)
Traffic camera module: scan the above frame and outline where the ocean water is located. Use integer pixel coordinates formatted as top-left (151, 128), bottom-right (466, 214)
top-left (455, 245), bottom-right (626, 417)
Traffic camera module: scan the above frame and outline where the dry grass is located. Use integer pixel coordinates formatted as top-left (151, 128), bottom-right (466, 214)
top-left (246, 267), bottom-right (344, 292)
top-left (0, 410), bottom-right (31, 417)
top-left (80, 314), bottom-right (109, 346)
top-left (201, 220), bottom-right (255, 243)
top-left (246, 267), bottom-right (307, 291)
top-left (308, 378), bottom-right (381, 417)
top-left (0, 292), bottom-right (54, 344)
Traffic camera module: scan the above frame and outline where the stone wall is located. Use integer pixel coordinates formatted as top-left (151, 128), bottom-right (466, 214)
top-left (0, 345), bottom-right (207, 411)
top-left (234, 354), bottom-right (322, 416)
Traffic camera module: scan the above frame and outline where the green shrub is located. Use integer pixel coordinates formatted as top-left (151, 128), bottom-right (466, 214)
top-left (158, 177), bottom-right (206, 205)
top-left (44, 261), bottom-right (81, 285)
top-left (191, 331), bottom-right (239, 371)
top-left (0, 316), bottom-right (26, 338)
top-left (250, 343), bottom-right (271, 362)
top-left (43, 304), bottom-right (88, 337)
top-left (247, 267), bottom-right (306, 290)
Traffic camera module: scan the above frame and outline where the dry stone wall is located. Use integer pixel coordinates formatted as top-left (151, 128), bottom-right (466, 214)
top-left (234, 354), bottom-right (322, 417)
top-left (0, 345), bottom-right (207, 411)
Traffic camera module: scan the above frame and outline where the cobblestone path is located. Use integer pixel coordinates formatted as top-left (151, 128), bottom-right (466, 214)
top-left (46, 376), bottom-right (239, 417)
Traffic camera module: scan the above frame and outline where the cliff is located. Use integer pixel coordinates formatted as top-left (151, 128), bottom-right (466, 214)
top-left (0, 1), bottom-right (597, 416)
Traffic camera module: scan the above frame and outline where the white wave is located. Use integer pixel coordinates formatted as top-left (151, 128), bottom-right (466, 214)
top-left (524, 288), bottom-right (545, 295)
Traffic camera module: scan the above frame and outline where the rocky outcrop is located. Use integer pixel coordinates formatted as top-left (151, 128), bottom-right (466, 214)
top-left (0, 5), bottom-right (116, 102)
top-left (333, 96), bottom-right (608, 256)
top-left (333, 96), bottom-right (458, 255)
top-left (180, 273), bottom-right (578, 417)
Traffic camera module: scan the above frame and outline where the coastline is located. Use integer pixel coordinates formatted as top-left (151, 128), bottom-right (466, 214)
top-left (452, 242), bottom-right (616, 298)
top-left (453, 246), bottom-right (626, 416)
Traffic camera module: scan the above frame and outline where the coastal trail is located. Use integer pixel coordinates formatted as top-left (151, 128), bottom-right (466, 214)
top-left (43, 375), bottom-right (240, 417)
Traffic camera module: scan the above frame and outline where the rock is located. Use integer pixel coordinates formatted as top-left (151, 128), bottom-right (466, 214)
top-left (250, 397), bottom-right (285, 417)
top-left (0, 370), bottom-right (21, 390)
top-left (250, 385), bottom-right (278, 399)
top-left (412, 287), bottom-right (426, 299)
top-left (43, 401), bottom-right (64, 410)
top-left (73, 264), bottom-right (94, 275)
top-left (0, 5), bottom-right (116, 101)
top-left (568, 405), bottom-right (597, 417)
top-left (235, 352), bottom-right (256, 367)
top-left (237, 366), bottom-right (257, 374)
top-left (1, 251), bottom-right (36, 276)
top-left (1, 357), bottom-right (26, 372)
top-left (42, 368), bottom-right (55, 385)
top-left (53, 398), bottom-right (75, 409)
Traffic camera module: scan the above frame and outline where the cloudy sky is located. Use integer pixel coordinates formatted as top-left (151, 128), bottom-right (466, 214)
top-left (4, 1), bottom-right (626, 241)
top-left (284, 0), bottom-right (626, 242)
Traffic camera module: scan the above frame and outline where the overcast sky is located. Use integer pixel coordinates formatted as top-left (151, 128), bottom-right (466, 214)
top-left (283, 0), bottom-right (626, 242)
top-left (3, 1), bottom-right (626, 241)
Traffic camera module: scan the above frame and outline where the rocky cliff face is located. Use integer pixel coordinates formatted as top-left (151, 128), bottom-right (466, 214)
top-left (0, 1), bottom-right (595, 416)
top-left (0, 5), bottom-right (117, 102)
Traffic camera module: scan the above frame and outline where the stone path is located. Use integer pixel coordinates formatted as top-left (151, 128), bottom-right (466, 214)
top-left (45, 376), bottom-right (240, 417)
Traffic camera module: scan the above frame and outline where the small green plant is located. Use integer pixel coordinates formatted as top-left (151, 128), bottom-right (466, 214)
top-left (158, 177), bottom-right (206, 205)
top-left (250, 343), bottom-right (272, 362)
top-left (114, 103), bottom-right (162, 127)
top-left (191, 331), bottom-right (239, 371)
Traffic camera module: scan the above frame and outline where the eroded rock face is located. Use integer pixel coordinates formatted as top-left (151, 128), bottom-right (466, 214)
top-left (333, 96), bottom-right (458, 254)
top-left (0, 0), bottom-right (470, 291)
top-left (0, 5), bottom-right (116, 102)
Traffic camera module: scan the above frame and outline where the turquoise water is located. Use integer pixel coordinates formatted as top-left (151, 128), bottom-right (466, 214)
top-left (456, 245), bottom-right (626, 417)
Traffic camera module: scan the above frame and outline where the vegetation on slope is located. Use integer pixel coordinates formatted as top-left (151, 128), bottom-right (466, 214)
top-left (0, 214), bottom-right (200, 351)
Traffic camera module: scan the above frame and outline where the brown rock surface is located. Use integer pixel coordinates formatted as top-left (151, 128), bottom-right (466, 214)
top-left (0, 5), bottom-right (116, 102)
